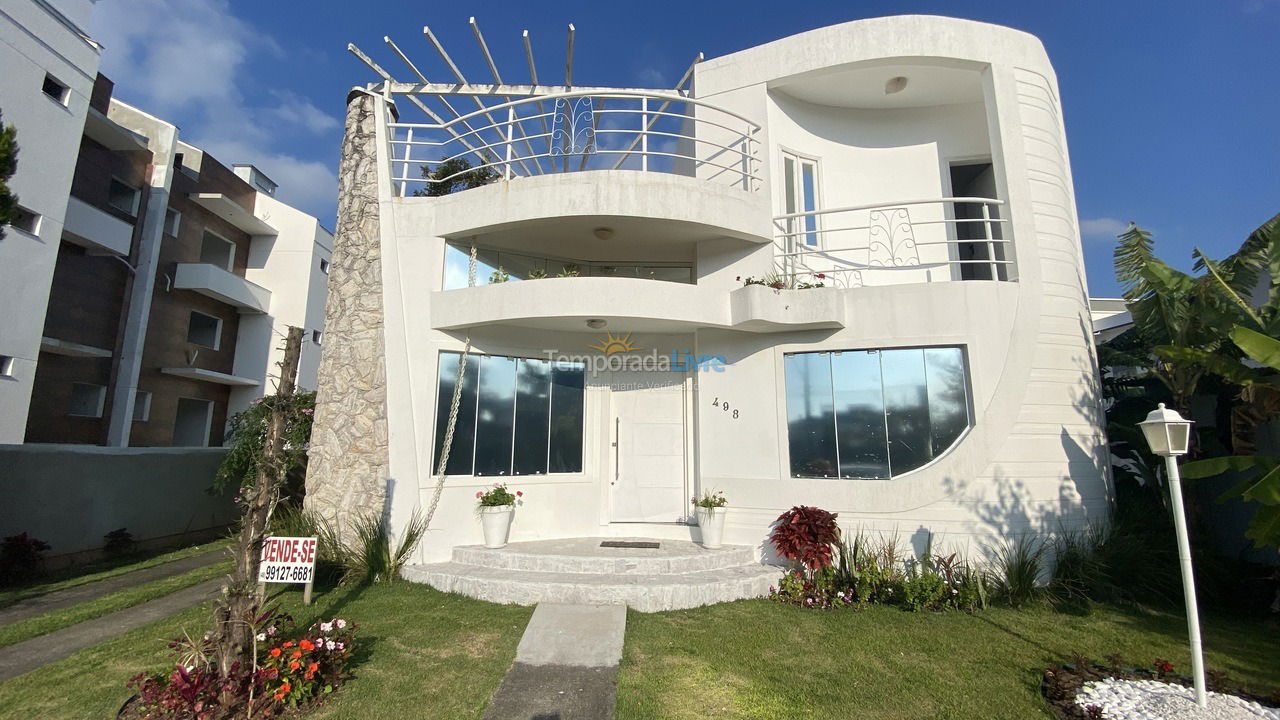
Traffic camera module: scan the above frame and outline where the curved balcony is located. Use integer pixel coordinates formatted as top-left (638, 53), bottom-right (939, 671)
top-left (430, 277), bottom-right (844, 334)
top-left (773, 197), bottom-right (1015, 288)
top-left (387, 89), bottom-right (762, 195)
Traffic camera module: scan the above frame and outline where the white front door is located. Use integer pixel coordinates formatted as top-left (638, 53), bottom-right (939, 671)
top-left (609, 370), bottom-right (689, 523)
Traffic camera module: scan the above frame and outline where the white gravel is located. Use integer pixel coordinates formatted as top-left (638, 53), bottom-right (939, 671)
top-left (1075, 678), bottom-right (1280, 720)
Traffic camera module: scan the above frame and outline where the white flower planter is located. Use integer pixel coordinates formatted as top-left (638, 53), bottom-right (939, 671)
top-left (480, 505), bottom-right (515, 548)
top-left (695, 507), bottom-right (726, 549)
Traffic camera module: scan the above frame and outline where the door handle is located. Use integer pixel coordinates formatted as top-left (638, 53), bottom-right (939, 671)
top-left (612, 417), bottom-right (619, 484)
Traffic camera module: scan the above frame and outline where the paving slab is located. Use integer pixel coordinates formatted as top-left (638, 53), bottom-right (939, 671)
top-left (0, 577), bottom-right (223, 682)
top-left (484, 602), bottom-right (627, 720)
top-left (0, 547), bottom-right (226, 627)
top-left (515, 603), bottom-right (626, 668)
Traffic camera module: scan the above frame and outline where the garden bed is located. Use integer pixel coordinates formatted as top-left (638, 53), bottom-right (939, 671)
top-left (1042, 656), bottom-right (1280, 719)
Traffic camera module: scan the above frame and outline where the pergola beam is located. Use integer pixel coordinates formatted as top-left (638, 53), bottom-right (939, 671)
top-left (372, 82), bottom-right (684, 98)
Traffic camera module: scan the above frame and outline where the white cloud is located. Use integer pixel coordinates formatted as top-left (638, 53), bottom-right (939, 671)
top-left (91, 0), bottom-right (337, 221)
top-left (1079, 216), bottom-right (1130, 239)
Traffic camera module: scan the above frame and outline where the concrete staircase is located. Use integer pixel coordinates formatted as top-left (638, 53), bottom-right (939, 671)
top-left (402, 537), bottom-right (781, 612)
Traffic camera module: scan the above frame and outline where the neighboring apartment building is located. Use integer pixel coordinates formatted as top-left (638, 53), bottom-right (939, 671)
top-left (309, 13), bottom-right (1111, 593)
top-left (0, 0), bottom-right (101, 442)
top-left (0, 5), bottom-right (333, 447)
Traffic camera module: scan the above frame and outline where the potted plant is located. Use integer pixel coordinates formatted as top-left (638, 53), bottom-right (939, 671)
top-left (489, 266), bottom-right (510, 284)
top-left (691, 490), bottom-right (728, 549)
top-left (527, 267), bottom-right (547, 279)
top-left (476, 483), bottom-right (523, 548)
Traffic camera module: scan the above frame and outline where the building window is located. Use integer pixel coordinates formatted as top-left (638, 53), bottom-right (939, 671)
top-left (133, 391), bottom-right (152, 422)
top-left (782, 151), bottom-right (820, 247)
top-left (310, 330), bottom-right (323, 346)
top-left (319, 258), bottom-right (330, 274)
top-left (163, 208), bottom-right (182, 237)
top-left (432, 352), bottom-right (585, 476)
top-left (784, 346), bottom-right (971, 479)
top-left (173, 397), bottom-right (213, 446)
top-left (0, 355), bottom-right (14, 378)
top-left (108, 177), bottom-right (141, 216)
top-left (199, 231), bottom-right (235, 270)
top-left (186, 310), bottom-right (222, 349)
top-left (6, 206), bottom-right (41, 235)
top-left (68, 382), bottom-right (107, 418)
top-left (42, 73), bottom-right (70, 105)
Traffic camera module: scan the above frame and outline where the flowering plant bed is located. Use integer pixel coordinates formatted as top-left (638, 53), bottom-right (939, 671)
top-left (1041, 654), bottom-right (1280, 719)
top-left (122, 613), bottom-right (357, 719)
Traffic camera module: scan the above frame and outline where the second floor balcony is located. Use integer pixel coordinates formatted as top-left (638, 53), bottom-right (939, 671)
top-left (773, 197), bottom-right (1015, 288)
top-left (173, 262), bottom-right (271, 314)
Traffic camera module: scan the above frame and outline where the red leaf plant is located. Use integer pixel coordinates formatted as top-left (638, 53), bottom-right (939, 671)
top-left (769, 505), bottom-right (841, 573)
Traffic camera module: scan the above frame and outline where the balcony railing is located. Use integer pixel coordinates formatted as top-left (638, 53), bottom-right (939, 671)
top-left (773, 197), bottom-right (1013, 288)
top-left (387, 90), bottom-right (762, 197)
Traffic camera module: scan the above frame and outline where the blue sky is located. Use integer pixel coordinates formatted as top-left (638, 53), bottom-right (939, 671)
top-left (90, 0), bottom-right (1280, 296)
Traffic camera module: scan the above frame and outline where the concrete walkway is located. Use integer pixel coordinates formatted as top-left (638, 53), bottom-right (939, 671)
top-left (0, 547), bottom-right (226, 627)
top-left (0, 577), bottom-right (224, 682)
top-left (483, 603), bottom-right (627, 720)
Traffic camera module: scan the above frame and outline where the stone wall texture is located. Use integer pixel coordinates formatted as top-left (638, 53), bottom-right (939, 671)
top-left (304, 92), bottom-right (389, 530)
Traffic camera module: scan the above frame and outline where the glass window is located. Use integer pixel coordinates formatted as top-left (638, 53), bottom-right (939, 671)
top-left (474, 356), bottom-right (518, 476)
top-left (783, 352), bottom-right (837, 478)
top-left (108, 178), bottom-right (140, 216)
top-left (513, 359), bottom-right (551, 475)
top-left (186, 311), bottom-right (221, 349)
top-left (432, 353), bottom-right (584, 476)
top-left (782, 152), bottom-right (819, 247)
top-left (549, 363), bottom-right (585, 473)
top-left (832, 351), bottom-right (889, 479)
top-left (784, 346), bottom-right (971, 479)
top-left (200, 232), bottom-right (235, 270)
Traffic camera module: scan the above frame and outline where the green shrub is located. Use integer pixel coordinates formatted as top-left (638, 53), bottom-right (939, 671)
top-left (990, 535), bottom-right (1048, 607)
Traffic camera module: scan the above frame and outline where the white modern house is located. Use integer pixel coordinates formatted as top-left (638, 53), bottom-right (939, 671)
top-left (308, 15), bottom-right (1110, 610)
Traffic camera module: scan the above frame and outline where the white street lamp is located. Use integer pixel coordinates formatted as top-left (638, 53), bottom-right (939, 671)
top-left (1137, 403), bottom-right (1205, 707)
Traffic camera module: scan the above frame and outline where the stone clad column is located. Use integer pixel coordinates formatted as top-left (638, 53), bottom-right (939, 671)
top-left (304, 91), bottom-right (389, 530)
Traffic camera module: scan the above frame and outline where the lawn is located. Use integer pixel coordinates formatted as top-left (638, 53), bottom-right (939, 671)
top-left (0, 582), bottom-right (532, 720)
top-left (0, 559), bottom-right (232, 649)
top-left (0, 539), bottom-right (230, 610)
top-left (1, 581), bottom-right (1275, 720)
top-left (615, 600), bottom-right (1280, 720)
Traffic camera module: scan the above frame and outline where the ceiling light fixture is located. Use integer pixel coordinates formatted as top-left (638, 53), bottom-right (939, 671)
top-left (593, 227), bottom-right (614, 240)
top-left (586, 319), bottom-right (607, 329)
top-left (885, 76), bottom-right (909, 95)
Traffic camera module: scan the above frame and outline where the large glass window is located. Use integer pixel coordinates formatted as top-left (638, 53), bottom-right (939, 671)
top-left (432, 352), bottom-right (585, 476)
top-left (782, 152), bottom-right (819, 247)
top-left (442, 243), bottom-right (692, 289)
top-left (784, 347), bottom-right (971, 479)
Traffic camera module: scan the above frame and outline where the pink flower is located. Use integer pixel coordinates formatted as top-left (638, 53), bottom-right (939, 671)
top-left (516, 491), bottom-right (523, 497)
top-left (476, 491), bottom-right (483, 499)
top-left (816, 273), bottom-right (826, 279)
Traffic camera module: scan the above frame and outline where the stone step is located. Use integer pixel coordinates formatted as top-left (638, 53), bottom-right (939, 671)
top-left (402, 561), bottom-right (782, 613)
top-left (451, 537), bottom-right (757, 575)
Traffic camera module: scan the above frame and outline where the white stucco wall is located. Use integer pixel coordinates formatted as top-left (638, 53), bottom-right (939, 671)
top-left (0, 0), bottom-right (101, 442)
top-left (370, 16), bottom-right (1109, 564)
top-left (230, 194), bottom-right (333, 415)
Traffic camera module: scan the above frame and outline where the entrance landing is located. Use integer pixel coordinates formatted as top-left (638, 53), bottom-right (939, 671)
top-left (403, 537), bottom-right (779, 612)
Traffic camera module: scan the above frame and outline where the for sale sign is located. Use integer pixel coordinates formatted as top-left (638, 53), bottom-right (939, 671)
top-left (258, 536), bottom-right (317, 584)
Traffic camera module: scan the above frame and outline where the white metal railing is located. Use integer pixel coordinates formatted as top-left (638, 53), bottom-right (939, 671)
top-left (386, 89), bottom-right (762, 196)
top-left (773, 197), bottom-right (1014, 288)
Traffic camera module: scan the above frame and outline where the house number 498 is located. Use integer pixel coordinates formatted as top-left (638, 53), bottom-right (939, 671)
top-left (711, 397), bottom-right (740, 419)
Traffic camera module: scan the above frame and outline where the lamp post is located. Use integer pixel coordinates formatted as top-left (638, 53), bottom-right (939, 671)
top-left (1137, 403), bottom-right (1205, 707)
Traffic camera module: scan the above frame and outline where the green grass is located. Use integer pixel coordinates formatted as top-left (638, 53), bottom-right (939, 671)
top-left (616, 601), bottom-right (1280, 720)
top-left (0, 539), bottom-right (232, 610)
top-left (0, 582), bottom-right (532, 720)
top-left (0, 560), bottom-right (233, 649)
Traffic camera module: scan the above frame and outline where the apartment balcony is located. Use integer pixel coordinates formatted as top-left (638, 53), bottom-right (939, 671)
top-left (173, 262), bottom-right (271, 314)
top-left (773, 197), bottom-right (1015, 289)
top-left (385, 90), bottom-right (771, 245)
top-left (62, 196), bottom-right (134, 256)
top-left (430, 277), bottom-right (844, 334)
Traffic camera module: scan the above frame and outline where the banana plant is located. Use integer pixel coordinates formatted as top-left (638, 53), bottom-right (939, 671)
top-left (1181, 213), bottom-right (1280, 548)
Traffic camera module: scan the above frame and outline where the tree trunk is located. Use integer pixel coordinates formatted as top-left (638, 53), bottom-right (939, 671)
top-left (213, 326), bottom-right (303, 677)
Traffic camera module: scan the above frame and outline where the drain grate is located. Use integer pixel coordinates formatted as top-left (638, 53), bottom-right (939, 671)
top-left (599, 541), bottom-right (660, 549)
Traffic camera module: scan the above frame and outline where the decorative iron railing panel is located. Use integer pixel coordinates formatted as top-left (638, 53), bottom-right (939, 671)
top-left (773, 197), bottom-right (1015, 288)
